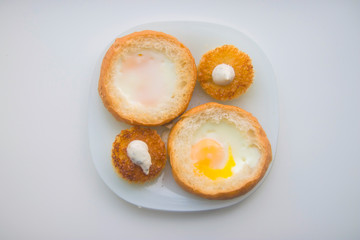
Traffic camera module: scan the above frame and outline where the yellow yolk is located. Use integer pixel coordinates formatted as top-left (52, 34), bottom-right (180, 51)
top-left (191, 138), bottom-right (236, 180)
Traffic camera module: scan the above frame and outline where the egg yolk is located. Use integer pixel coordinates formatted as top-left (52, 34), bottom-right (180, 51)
top-left (191, 138), bottom-right (236, 180)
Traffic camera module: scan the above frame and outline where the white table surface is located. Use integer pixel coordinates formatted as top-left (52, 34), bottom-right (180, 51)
top-left (1, 1), bottom-right (359, 239)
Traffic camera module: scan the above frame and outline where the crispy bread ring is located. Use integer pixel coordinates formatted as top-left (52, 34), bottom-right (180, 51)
top-left (198, 45), bottom-right (254, 101)
top-left (112, 126), bottom-right (166, 183)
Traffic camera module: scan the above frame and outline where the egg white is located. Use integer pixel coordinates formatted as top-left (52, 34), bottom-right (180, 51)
top-left (113, 50), bottom-right (177, 107)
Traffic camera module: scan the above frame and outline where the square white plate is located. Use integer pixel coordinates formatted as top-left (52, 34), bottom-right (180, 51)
top-left (88, 21), bottom-right (278, 211)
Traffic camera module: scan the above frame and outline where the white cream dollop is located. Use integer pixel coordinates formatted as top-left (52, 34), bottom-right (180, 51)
top-left (126, 140), bottom-right (152, 175)
top-left (212, 63), bottom-right (235, 86)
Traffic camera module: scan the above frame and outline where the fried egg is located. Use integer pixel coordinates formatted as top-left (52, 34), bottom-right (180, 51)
top-left (190, 120), bottom-right (261, 180)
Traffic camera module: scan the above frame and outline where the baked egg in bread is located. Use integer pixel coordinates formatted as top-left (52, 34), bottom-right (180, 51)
top-left (168, 102), bottom-right (272, 199)
top-left (99, 30), bottom-right (197, 126)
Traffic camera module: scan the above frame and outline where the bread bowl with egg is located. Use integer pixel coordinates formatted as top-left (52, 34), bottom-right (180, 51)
top-left (99, 30), bottom-right (197, 126)
top-left (197, 45), bottom-right (254, 101)
top-left (168, 102), bottom-right (272, 199)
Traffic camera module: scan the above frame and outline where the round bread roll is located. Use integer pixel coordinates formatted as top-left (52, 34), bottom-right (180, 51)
top-left (168, 102), bottom-right (272, 199)
top-left (197, 45), bottom-right (254, 101)
top-left (99, 30), bottom-right (197, 126)
top-left (112, 126), bottom-right (166, 183)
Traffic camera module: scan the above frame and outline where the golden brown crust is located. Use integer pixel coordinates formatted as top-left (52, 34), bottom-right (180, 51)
top-left (197, 45), bottom-right (254, 101)
top-left (168, 102), bottom-right (272, 200)
top-left (98, 30), bottom-right (197, 126)
top-left (112, 126), bottom-right (166, 183)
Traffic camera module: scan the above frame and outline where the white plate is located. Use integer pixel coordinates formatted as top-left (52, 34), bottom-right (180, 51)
top-left (88, 21), bottom-right (278, 211)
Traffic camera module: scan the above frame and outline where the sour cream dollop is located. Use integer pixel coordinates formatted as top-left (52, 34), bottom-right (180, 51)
top-left (212, 63), bottom-right (235, 86)
top-left (126, 140), bottom-right (152, 175)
